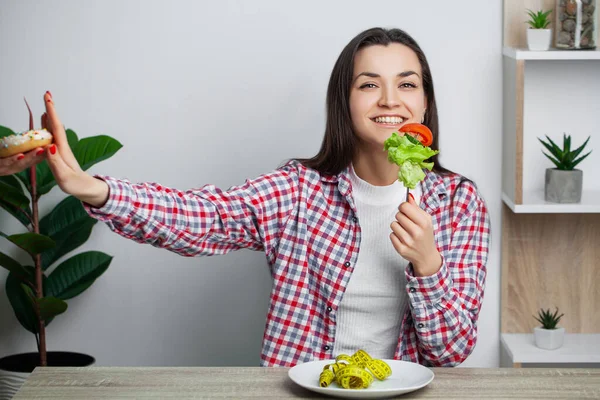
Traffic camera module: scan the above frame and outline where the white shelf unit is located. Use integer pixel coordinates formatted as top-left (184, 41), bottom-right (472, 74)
top-left (500, 33), bottom-right (600, 368)
top-left (500, 1), bottom-right (600, 370)
top-left (502, 190), bottom-right (600, 213)
top-left (503, 46), bottom-right (600, 60)
top-left (501, 333), bottom-right (600, 366)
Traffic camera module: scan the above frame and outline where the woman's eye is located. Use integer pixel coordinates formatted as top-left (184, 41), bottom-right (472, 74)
top-left (400, 83), bottom-right (417, 89)
top-left (359, 83), bottom-right (377, 89)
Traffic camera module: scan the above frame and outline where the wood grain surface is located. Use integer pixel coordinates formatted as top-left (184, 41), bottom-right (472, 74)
top-left (13, 366), bottom-right (600, 399)
top-left (501, 206), bottom-right (600, 333)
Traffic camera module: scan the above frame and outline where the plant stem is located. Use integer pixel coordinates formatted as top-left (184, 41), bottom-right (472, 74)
top-left (31, 177), bottom-right (46, 367)
top-left (25, 97), bottom-right (47, 367)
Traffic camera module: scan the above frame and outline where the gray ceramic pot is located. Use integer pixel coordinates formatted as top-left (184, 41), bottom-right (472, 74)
top-left (545, 168), bottom-right (583, 203)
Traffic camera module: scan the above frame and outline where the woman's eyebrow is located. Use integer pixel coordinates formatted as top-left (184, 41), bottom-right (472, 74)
top-left (352, 70), bottom-right (420, 84)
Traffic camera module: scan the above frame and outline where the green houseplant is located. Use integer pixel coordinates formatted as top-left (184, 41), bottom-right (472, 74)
top-left (0, 99), bottom-right (122, 398)
top-left (538, 133), bottom-right (591, 203)
top-left (533, 307), bottom-right (565, 350)
top-left (525, 9), bottom-right (553, 50)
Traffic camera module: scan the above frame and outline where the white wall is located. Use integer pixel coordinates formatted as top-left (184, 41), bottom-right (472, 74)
top-left (0, 0), bottom-right (503, 367)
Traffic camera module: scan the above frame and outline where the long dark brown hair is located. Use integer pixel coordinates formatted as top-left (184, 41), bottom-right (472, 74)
top-left (294, 27), bottom-right (452, 177)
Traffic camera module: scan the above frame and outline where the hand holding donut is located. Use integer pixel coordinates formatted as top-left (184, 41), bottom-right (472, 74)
top-left (0, 137), bottom-right (47, 176)
top-left (0, 105), bottom-right (52, 175)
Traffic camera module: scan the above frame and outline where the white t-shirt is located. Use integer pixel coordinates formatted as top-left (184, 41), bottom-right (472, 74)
top-left (332, 164), bottom-right (421, 359)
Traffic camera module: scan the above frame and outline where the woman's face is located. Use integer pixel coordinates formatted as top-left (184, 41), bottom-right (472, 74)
top-left (349, 43), bottom-right (427, 151)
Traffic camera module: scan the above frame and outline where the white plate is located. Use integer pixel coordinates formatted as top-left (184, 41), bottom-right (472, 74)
top-left (288, 359), bottom-right (434, 399)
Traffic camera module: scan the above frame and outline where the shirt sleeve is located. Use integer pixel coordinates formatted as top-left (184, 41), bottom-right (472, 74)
top-left (404, 181), bottom-right (490, 366)
top-left (82, 165), bottom-right (299, 262)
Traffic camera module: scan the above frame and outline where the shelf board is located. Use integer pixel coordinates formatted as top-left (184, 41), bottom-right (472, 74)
top-left (501, 333), bottom-right (600, 364)
top-left (503, 46), bottom-right (600, 60)
top-left (502, 190), bottom-right (600, 213)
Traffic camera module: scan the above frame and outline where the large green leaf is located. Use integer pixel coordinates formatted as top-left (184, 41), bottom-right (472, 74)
top-left (39, 195), bottom-right (97, 270)
top-left (15, 161), bottom-right (54, 196)
top-left (6, 269), bottom-right (39, 334)
top-left (40, 196), bottom-right (87, 235)
top-left (45, 251), bottom-right (112, 300)
top-left (15, 129), bottom-right (79, 195)
top-left (74, 135), bottom-right (123, 171)
top-left (0, 251), bottom-right (32, 282)
top-left (18, 281), bottom-right (64, 326)
top-left (0, 175), bottom-right (26, 193)
top-left (65, 129), bottom-right (79, 150)
top-left (0, 180), bottom-right (30, 209)
top-left (0, 125), bottom-right (16, 139)
top-left (5, 232), bottom-right (55, 256)
top-left (0, 176), bottom-right (32, 226)
top-left (37, 296), bottom-right (68, 321)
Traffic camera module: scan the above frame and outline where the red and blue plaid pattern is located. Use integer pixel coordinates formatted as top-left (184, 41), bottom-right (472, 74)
top-left (85, 160), bottom-right (490, 367)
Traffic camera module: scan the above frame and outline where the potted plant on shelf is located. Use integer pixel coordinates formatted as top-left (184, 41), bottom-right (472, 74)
top-left (0, 98), bottom-right (122, 399)
top-left (525, 8), bottom-right (553, 50)
top-left (538, 133), bottom-right (591, 203)
top-left (533, 307), bottom-right (565, 350)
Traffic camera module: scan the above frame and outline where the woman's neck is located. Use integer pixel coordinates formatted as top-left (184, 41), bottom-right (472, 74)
top-left (352, 147), bottom-right (399, 186)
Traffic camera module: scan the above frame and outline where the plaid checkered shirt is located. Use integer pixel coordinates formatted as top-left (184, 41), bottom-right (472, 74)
top-left (84, 160), bottom-right (490, 367)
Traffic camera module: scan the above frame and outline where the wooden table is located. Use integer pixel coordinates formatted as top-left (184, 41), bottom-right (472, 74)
top-left (13, 366), bottom-right (600, 399)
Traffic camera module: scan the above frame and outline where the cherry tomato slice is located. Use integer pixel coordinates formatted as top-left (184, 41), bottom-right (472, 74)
top-left (399, 123), bottom-right (433, 147)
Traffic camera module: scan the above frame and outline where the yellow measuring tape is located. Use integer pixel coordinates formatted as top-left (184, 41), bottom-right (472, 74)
top-left (319, 349), bottom-right (392, 389)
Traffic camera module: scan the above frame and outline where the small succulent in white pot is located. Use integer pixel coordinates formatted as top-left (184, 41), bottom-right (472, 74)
top-left (533, 307), bottom-right (565, 350)
top-left (526, 9), bottom-right (553, 50)
top-left (538, 134), bottom-right (592, 203)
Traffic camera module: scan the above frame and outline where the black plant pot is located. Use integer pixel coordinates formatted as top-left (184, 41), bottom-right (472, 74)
top-left (0, 352), bottom-right (94, 399)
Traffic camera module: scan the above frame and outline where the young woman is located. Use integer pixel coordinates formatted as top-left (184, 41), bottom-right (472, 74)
top-left (1, 27), bottom-right (490, 367)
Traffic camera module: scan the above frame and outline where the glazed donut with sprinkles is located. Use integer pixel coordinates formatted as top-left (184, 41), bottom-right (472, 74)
top-left (0, 128), bottom-right (53, 158)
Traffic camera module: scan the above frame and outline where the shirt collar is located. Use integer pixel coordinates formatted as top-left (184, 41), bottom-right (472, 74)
top-left (333, 165), bottom-right (448, 213)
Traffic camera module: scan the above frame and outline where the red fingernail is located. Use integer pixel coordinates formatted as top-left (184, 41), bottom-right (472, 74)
top-left (409, 193), bottom-right (415, 201)
top-left (17, 154), bottom-right (25, 160)
top-left (36, 149), bottom-right (45, 156)
top-left (46, 91), bottom-right (52, 99)
top-left (50, 145), bottom-right (56, 155)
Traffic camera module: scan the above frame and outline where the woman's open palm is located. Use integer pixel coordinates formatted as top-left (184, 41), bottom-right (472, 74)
top-left (42, 92), bottom-right (89, 196)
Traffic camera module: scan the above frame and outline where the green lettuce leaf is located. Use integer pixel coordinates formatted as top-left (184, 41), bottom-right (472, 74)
top-left (384, 132), bottom-right (438, 189)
